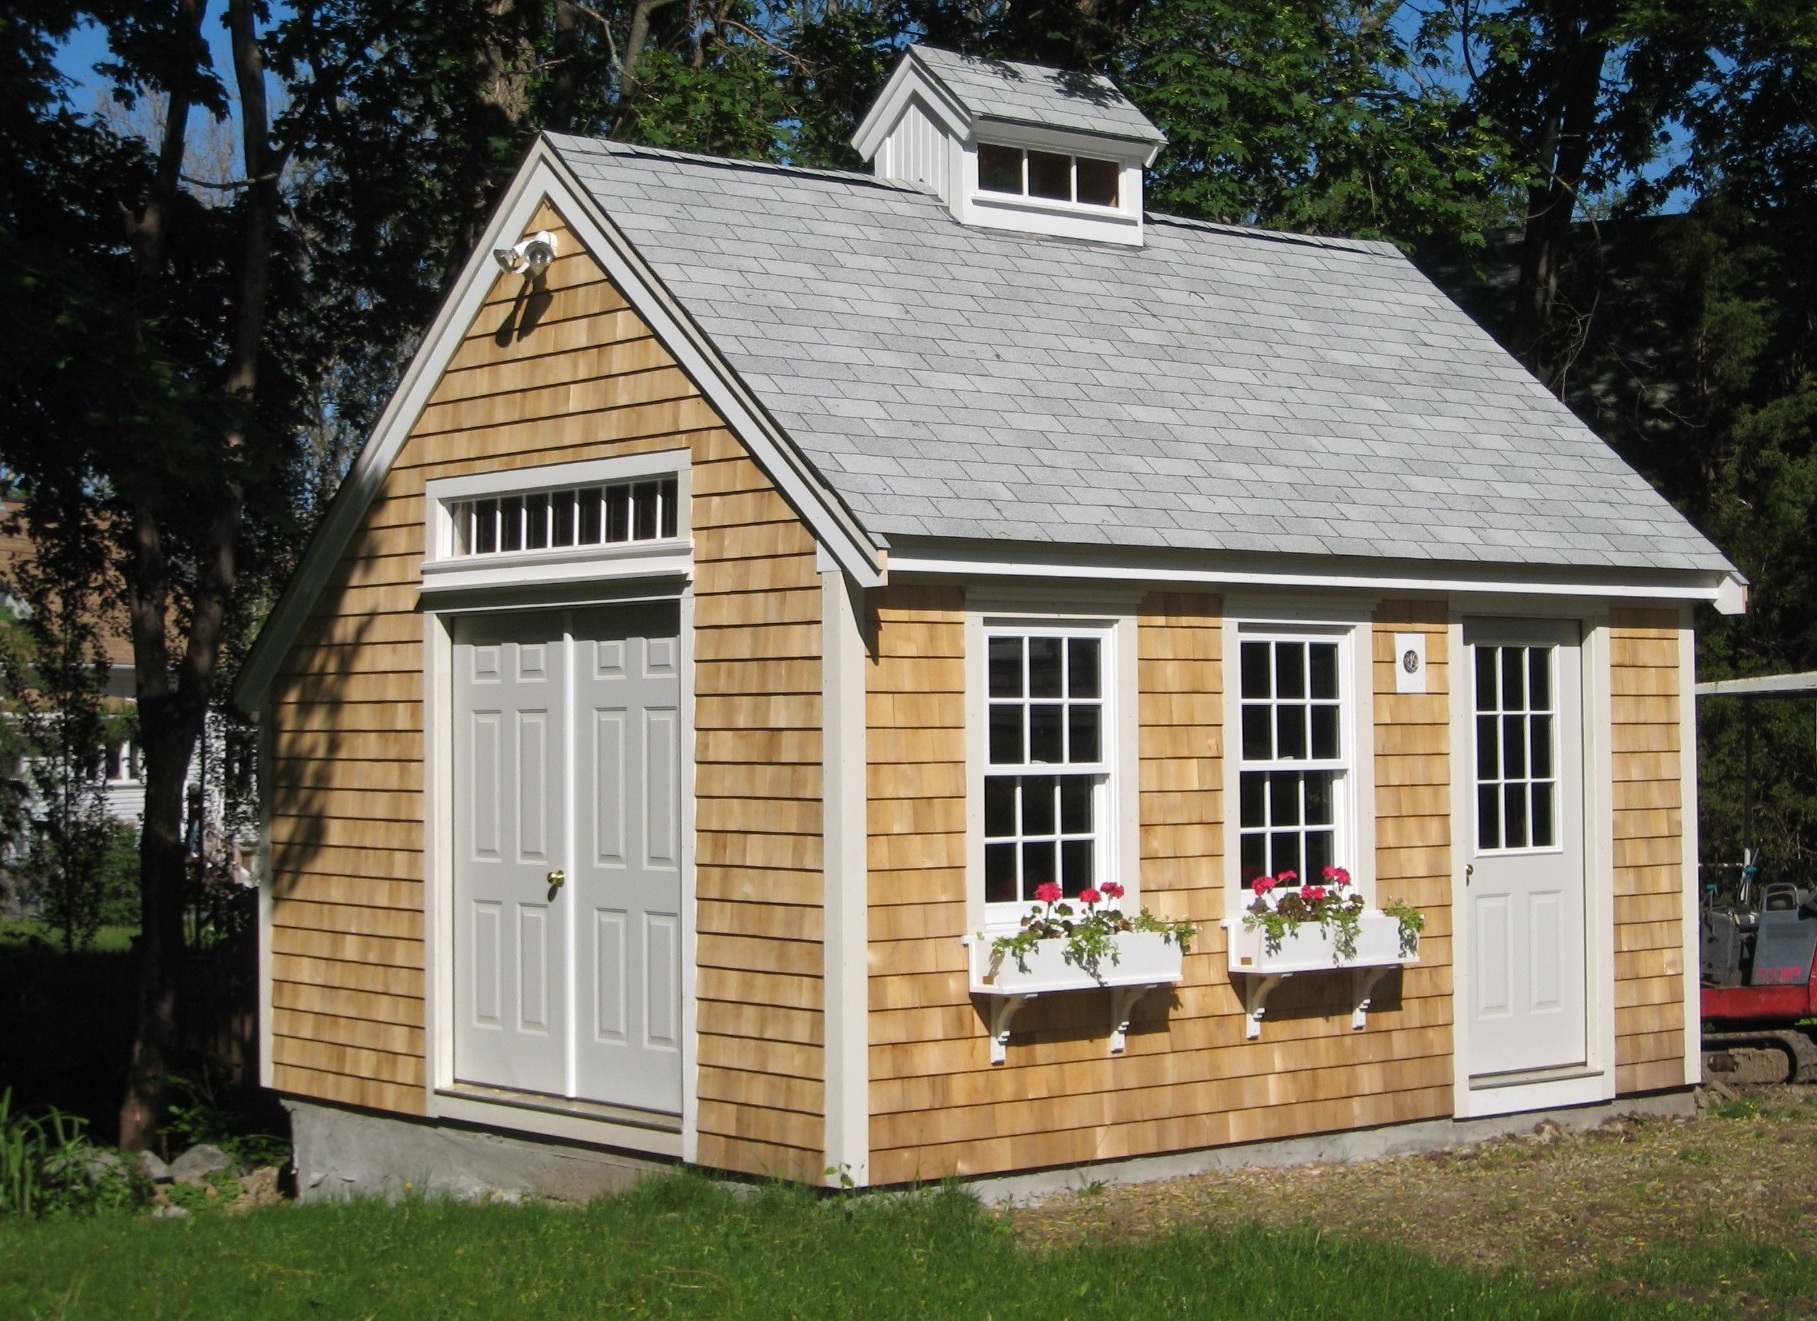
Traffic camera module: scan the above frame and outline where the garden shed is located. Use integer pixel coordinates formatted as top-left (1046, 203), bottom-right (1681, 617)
top-left (236, 47), bottom-right (1743, 1196)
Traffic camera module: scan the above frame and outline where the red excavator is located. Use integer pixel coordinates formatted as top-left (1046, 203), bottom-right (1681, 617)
top-left (1697, 671), bottom-right (1817, 1083)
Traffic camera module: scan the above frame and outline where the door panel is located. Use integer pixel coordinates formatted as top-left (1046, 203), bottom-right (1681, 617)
top-left (453, 614), bottom-right (569, 1096)
top-left (1466, 621), bottom-right (1587, 1079)
top-left (572, 602), bottom-right (684, 1112)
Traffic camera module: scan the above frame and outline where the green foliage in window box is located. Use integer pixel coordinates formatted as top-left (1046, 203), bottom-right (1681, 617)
top-left (1242, 867), bottom-right (1423, 963)
top-left (990, 882), bottom-right (1196, 980)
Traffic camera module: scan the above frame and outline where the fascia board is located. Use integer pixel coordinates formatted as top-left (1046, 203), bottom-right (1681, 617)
top-left (851, 52), bottom-right (972, 161)
top-left (233, 145), bottom-right (568, 713)
top-left (237, 139), bottom-right (884, 712)
top-left (885, 541), bottom-right (1739, 607)
top-left (538, 146), bottom-right (883, 589)
top-left (970, 115), bottom-right (1165, 165)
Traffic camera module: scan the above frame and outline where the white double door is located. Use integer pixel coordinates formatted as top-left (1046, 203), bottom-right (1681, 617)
top-left (452, 603), bottom-right (683, 1114)
top-left (1465, 619), bottom-right (1588, 1080)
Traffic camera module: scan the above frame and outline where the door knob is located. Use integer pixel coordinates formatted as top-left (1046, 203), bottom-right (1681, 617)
top-left (547, 868), bottom-right (566, 889)
top-left (1465, 863), bottom-right (1474, 886)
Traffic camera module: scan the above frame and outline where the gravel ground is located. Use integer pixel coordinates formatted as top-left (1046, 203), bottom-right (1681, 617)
top-left (1004, 1085), bottom-right (1817, 1315)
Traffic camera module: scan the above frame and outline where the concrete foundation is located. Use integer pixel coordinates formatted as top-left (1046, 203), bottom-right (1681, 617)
top-left (286, 1099), bottom-right (671, 1204)
top-left (964, 1089), bottom-right (1700, 1205)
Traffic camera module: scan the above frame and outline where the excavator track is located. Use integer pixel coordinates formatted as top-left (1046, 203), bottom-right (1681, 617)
top-left (1704, 1029), bottom-right (1817, 1085)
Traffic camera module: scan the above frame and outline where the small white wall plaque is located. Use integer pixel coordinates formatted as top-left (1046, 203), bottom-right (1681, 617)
top-left (1394, 632), bottom-right (1427, 694)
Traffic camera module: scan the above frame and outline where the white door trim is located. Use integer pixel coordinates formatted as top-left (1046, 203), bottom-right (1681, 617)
top-left (1450, 605), bottom-right (1618, 1119)
top-left (423, 586), bottom-right (698, 1160)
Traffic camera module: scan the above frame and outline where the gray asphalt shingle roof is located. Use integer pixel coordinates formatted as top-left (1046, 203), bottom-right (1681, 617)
top-left (550, 135), bottom-right (1731, 574)
top-left (906, 46), bottom-right (1166, 146)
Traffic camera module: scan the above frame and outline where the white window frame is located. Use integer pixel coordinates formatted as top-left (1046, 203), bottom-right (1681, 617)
top-left (958, 127), bottom-right (1146, 246)
top-left (1469, 640), bottom-right (1565, 858)
top-left (421, 450), bottom-right (691, 597)
top-left (1221, 610), bottom-right (1375, 919)
top-left (975, 142), bottom-right (1123, 210)
top-left (966, 602), bottom-right (1139, 935)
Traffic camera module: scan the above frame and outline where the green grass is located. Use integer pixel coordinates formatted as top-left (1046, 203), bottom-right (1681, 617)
top-left (0, 1174), bottom-right (1773, 1320)
top-left (0, 921), bottom-right (137, 954)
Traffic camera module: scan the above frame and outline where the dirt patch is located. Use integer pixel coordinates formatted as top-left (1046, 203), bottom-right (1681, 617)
top-left (1003, 1086), bottom-right (1817, 1312)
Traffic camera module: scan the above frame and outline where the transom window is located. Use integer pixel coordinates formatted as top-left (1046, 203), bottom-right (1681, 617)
top-left (1237, 633), bottom-right (1350, 888)
top-left (977, 143), bottom-right (1120, 208)
top-left (452, 477), bottom-right (678, 558)
top-left (983, 628), bottom-right (1111, 914)
top-left (1474, 644), bottom-right (1557, 851)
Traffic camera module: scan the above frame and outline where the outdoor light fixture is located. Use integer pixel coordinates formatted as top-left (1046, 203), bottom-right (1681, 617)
top-left (493, 230), bottom-right (557, 278)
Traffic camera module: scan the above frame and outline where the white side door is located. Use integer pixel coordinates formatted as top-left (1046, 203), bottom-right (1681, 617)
top-left (452, 613), bottom-right (570, 1096)
top-left (1465, 620), bottom-right (1587, 1079)
top-left (571, 603), bottom-right (684, 1113)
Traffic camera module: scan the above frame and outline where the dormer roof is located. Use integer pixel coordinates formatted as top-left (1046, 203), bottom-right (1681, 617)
top-left (894, 46), bottom-right (1165, 149)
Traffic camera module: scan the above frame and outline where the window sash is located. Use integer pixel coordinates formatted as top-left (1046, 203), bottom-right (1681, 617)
top-left (451, 476), bottom-right (679, 559)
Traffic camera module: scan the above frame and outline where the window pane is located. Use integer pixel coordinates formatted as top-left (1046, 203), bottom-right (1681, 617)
top-left (1028, 705), bottom-right (1063, 763)
top-left (1310, 705), bottom-right (1339, 759)
top-left (1021, 776), bottom-right (1056, 835)
top-left (632, 481), bottom-right (660, 540)
top-left (1075, 156), bottom-right (1118, 206)
top-left (1028, 150), bottom-right (1070, 200)
top-left (1502, 715), bottom-right (1526, 778)
top-left (978, 143), bottom-right (1021, 194)
top-left (578, 488), bottom-right (602, 544)
top-left (524, 493), bottom-right (549, 549)
top-left (1478, 783), bottom-right (1501, 849)
top-left (1530, 713), bottom-right (1553, 777)
top-left (1531, 782), bottom-right (1555, 847)
top-left (1475, 649), bottom-right (1497, 711)
top-left (659, 477), bottom-right (679, 538)
top-left (989, 637), bottom-right (1023, 698)
top-left (474, 499), bottom-right (498, 553)
top-left (1240, 832), bottom-right (1267, 884)
top-left (1067, 705), bottom-right (1100, 762)
top-left (1028, 637), bottom-right (1062, 697)
top-left (1241, 642), bottom-right (1271, 698)
top-left (1067, 638), bottom-right (1100, 698)
top-left (1501, 647), bottom-right (1524, 710)
top-left (1309, 644), bottom-right (1339, 700)
top-left (1276, 705), bottom-right (1306, 760)
top-left (1022, 841), bottom-right (1056, 890)
top-left (1306, 830), bottom-right (1334, 879)
top-left (1242, 706), bottom-right (1273, 761)
top-left (1060, 777), bottom-right (1092, 833)
top-left (1305, 772), bottom-right (1333, 825)
top-left (984, 777), bottom-right (1016, 837)
top-left (985, 843), bottom-right (1018, 904)
top-left (1239, 773), bottom-right (1266, 828)
top-left (1476, 715), bottom-right (1498, 781)
top-left (1503, 783), bottom-right (1528, 848)
top-left (550, 490), bottom-right (576, 546)
top-left (1276, 644), bottom-right (1305, 699)
top-left (1061, 840), bottom-right (1094, 892)
top-left (499, 496), bottom-right (524, 552)
top-left (606, 483), bottom-right (631, 543)
top-left (1269, 774), bottom-right (1300, 826)
top-left (989, 706), bottom-right (1023, 764)
top-left (1529, 647), bottom-right (1551, 711)
top-left (1270, 832), bottom-right (1301, 878)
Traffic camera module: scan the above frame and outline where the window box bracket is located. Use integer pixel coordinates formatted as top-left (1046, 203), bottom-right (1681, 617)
top-left (964, 931), bottom-right (1184, 1064)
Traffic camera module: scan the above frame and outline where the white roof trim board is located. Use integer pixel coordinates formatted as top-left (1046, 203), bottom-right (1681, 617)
top-left (241, 118), bottom-right (1741, 706)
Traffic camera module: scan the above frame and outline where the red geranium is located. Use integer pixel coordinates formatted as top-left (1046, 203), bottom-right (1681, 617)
top-left (1276, 870), bottom-right (1299, 886)
top-left (1322, 866), bottom-right (1351, 888)
top-left (1301, 885), bottom-right (1327, 902)
top-left (1034, 882), bottom-right (1062, 905)
top-left (1251, 874), bottom-right (1276, 895)
top-left (1101, 881), bottom-right (1126, 900)
top-left (1079, 887), bottom-right (1102, 905)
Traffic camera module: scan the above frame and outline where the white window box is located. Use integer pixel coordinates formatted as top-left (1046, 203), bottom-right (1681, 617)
top-left (964, 930), bottom-right (1183, 1063)
top-left (1226, 909), bottom-right (1419, 1039)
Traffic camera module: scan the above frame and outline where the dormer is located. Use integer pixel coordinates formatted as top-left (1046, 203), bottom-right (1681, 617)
top-left (852, 46), bottom-right (1166, 247)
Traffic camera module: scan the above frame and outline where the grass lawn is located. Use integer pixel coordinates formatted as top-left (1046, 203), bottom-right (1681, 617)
top-left (0, 921), bottom-right (138, 954)
top-left (0, 1173), bottom-right (1786, 1320)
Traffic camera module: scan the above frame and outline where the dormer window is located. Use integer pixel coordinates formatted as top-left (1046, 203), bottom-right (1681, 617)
top-left (977, 145), bottom-right (1120, 208)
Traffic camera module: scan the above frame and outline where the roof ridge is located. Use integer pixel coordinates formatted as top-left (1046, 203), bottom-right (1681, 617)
top-left (545, 133), bottom-right (916, 193)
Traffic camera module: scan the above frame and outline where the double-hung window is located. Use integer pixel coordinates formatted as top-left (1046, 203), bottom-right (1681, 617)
top-left (1236, 629), bottom-right (1354, 890)
top-left (981, 623), bottom-right (1116, 926)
